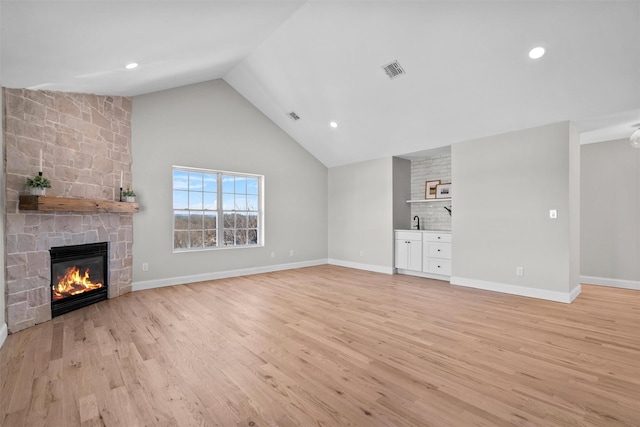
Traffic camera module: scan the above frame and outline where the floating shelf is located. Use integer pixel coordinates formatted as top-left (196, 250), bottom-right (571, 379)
top-left (406, 198), bottom-right (451, 203)
top-left (19, 195), bottom-right (139, 213)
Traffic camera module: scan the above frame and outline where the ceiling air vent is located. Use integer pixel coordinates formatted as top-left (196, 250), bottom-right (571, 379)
top-left (382, 60), bottom-right (406, 79)
top-left (288, 111), bottom-right (301, 121)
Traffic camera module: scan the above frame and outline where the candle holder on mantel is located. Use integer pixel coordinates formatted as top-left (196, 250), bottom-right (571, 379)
top-left (119, 187), bottom-right (123, 202)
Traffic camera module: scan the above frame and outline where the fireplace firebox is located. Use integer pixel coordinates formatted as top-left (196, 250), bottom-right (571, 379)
top-left (50, 242), bottom-right (109, 317)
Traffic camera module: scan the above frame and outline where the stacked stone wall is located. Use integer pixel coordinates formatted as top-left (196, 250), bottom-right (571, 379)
top-left (3, 88), bottom-right (133, 333)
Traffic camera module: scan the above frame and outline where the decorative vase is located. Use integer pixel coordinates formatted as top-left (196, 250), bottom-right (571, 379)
top-left (124, 196), bottom-right (135, 203)
top-left (29, 187), bottom-right (46, 196)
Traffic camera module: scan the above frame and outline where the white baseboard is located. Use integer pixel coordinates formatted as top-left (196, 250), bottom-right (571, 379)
top-left (450, 276), bottom-right (581, 304)
top-left (0, 323), bottom-right (7, 349)
top-left (580, 275), bottom-right (640, 290)
top-left (396, 269), bottom-right (450, 282)
top-left (569, 285), bottom-right (582, 302)
top-left (327, 259), bottom-right (394, 275)
top-left (133, 259), bottom-right (328, 291)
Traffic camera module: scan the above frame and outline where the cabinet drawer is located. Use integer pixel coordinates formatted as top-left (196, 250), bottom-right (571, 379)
top-left (426, 259), bottom-right (451, 276)
top-left (427, 243), bottom-right (451, 259)
top-left (395, 231), bottom-right (422, 241)
top-left (424, 233), bottom-right (451, 243)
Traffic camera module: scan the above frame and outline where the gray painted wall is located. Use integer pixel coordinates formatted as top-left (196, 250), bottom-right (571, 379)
top-left (1, 87), bottom-right (5, 335)
top-left (131, 79), bottom-right (328, 284)
top-left (568, 124), bottom-right (581, 293)
top-left (328, 157), bottom-right (394, 270)
top-left (581, 138), bottom-right (640, 281)
top-left (451, 122), bottom-right (580, 295)
top-left (1, 0), bottom-right (5, 337)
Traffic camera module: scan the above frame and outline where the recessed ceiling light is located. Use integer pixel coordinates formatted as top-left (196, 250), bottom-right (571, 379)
top-left (125, 62), bottom-right (139, 70)
top-left (329, 122), bottom-right (338, 128)
top-left (528, 47), bottom-right (546, 59)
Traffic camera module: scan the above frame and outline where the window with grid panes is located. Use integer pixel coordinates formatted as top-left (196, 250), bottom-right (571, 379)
top-left (173, 167), bottom-right (262, 251)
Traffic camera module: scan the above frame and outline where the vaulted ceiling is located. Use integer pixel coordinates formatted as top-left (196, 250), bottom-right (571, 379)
top-left (2, 1), bottom-right (639, 167)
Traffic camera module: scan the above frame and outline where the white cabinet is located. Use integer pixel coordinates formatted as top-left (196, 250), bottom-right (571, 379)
top-left (395, 230), bottom-right (451, 279)
top-left (422, 232), bottom-right (452, 277)
top-left (395, 231), bottom-right (422, 272)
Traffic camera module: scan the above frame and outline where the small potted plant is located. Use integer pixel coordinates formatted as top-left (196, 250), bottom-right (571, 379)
top-left (122, 188), bottom-right (136, 202)
top-left (26, 174), bottom-right (51, 196)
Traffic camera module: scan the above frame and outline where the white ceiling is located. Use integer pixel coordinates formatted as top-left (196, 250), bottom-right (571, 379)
top-left (2, 1), bottom-right (639, 167)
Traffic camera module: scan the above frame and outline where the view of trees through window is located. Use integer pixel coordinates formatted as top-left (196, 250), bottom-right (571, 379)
top-left (173, 167), bottom-right (261, 250)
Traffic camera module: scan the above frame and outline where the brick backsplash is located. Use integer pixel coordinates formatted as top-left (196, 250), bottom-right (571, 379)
top-left (410, 155), bottom-right (452, 231)
top-left (3, 88), bottom-right (133, 333)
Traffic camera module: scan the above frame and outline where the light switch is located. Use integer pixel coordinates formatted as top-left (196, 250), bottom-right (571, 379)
top-left (549, 209), bottom-right (558, 219)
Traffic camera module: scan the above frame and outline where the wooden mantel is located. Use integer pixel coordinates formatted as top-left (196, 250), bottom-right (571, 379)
top-left (19, 195), bottom-right (139, 213)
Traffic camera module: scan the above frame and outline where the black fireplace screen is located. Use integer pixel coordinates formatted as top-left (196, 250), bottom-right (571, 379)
top-left (50, 242), bottom-right (108, 317)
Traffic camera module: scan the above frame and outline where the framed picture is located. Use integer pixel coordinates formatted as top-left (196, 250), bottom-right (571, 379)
top-left (436, 183), bottom-right (452, 199)
top-left (425, 180), bottom-right (440, 199)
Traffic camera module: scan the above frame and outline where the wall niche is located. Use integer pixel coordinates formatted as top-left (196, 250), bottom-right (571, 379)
top-left (410, 153), bottom-right (452, 231)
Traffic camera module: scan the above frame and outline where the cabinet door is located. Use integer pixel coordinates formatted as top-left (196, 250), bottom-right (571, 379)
top-left (395, 239), bottom-right (422, 271)
top-left (407, 240), bottom-right (422, 271)
top-left (395, 239), bottom-right (409, 269)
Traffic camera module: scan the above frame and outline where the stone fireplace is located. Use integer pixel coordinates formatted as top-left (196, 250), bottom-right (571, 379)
top-left (3, 88), bottom-right (134, 333)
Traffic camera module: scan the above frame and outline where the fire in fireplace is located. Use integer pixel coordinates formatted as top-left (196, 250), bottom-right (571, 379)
top-left (50, 242), bottom-right (108, 317)
top-left (53, 265), bottom-right (103, 301)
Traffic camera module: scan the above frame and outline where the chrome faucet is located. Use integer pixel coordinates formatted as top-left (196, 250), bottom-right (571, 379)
top-left (413, 215), bottom-right (420, 230)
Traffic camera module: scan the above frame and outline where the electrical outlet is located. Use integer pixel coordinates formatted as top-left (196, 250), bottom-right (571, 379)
top-left (142, 263), bottom-right (149, 271)
top-left (549, 209), bottom-right (558, 219)
top-left (289, 250), bottom-right (294, 256)
top-left (270, 252), bottom-right (275, 258)
top-left (516, 266), bottom-right (524, 276)
top-left (359, 250), bottom-right (364, 257)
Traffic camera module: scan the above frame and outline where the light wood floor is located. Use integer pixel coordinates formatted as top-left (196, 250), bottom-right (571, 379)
top-left (1, 265), bottom-right (639, 426)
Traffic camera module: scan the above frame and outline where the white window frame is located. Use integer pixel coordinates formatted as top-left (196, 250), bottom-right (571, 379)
top-left (172, 166), bottom-right (264, 252)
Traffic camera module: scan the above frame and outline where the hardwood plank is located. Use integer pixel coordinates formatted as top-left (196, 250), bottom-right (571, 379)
top-left (78, 394), bottom-right (99, 423)
top-left (1, 265), bottom-right (639, 426)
